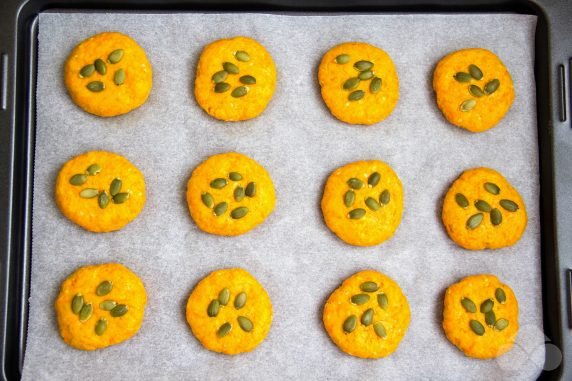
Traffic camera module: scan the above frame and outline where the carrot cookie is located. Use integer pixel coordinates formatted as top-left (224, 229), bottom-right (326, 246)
top-left (186, 152), bottom-right (275, 236)
top-left (318, 42), bottom-right (399, 125)
top-left (442, 167), bottom-right (527, 250)
top-left (194, 36), bottom-right (277, 121)
top-left (433, 48), bottom-right (514, 132)
top-left (54, 263), bottom-right (147, 351)
top-left (186, 268), bottom-right (273, 355)
top-left (321, 160), bottom-right (403, 246)
top-left (323, 270), bottom-right (410, 358)
top-left (55, 151), bottom-right (146, 233)
top-left (443, 274), bottom-right (518, 359)
top-left (64, 32), bottom-right (152, 117)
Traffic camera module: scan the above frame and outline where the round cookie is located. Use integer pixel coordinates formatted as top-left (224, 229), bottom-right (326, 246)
top-left (54, 263), bottom-right (147, 351)
top-left (323, 270), bottom-right (410, 358)
top-left (194, 36), bottom-right (277, 121)
top-left (186, 152), bottom-right (275, 236)
top-left (318, 42), bottom-right (399, 125)
top-left (55, 151), bottom-right (146, 233)
top-left (321, 160), bottom-right (403, 246)
top-left (443, 274), bottom-right (518, 359)
top-left (64, 32), bottom-right (152, 117)
top-left (186, 268), bottom-right (273, 355)
top-left (442, 167), bottom-right (527, 250)
top-left (433, 48), bottom-right (514, 132)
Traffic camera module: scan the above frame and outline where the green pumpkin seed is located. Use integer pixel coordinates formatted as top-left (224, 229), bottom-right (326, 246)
top-left (108, 49), bottom-right (124, 64)
top-left (94, 59), bottom-right (107, 75)
top-left (113, 193), bottom-right (129, 204)
top-left (234, 292), bottom-right (247, 309)
top-left (343, 315), bottom-right (357, 333)
top-left (344, 190), bottom-right (355, 208)
top-left (461, 297), bottom-right (476, 313)
top-left (360, 281), bottom-right (379, 293)
top-left (343, 77), bottom-right (360, 90)
top-left (110, 304), bottom-right (128, 317)
top-left (201, 192), bottom-right (214, 208)
top-left (234, 187), bottom-right (245, 202)
top-left (223, 62), bottom-right (239, 74)
top-left (370, 77), bottom-right (382, 94)
top-left (245, 182), bottom-right (256, 197)
top-left (232, 86), bottom-right (248, 98)
top-left (475, 200), bottom-right (492, 212)
top-left (484, 79), bottom-right (500, 94)
top-left (79, 188), bottom-right (99, 199)
top-left (237, 316), bottom-right (254, 332)
top-left (348, 208), bottom-right (366, 219)
top-left (86, 81), bottom-right (105, 92)
top-left (218, 288), bottom-right (230, 306)
top-left (368, 172), bottom-right (381, 187)
top-left (239, 75), bottom-right (256, 85)
top-left (354, 60), bottom-right (374, 71)
top-left (70, 174), bottom-right (88, 186)
top-left (350, 294), bottom-right (370, 305)
top-left (379, 189), bottom-right (390, 205)
top-left (214, 82), bottom-right (231, 93)
top-left (229, 172), bottom-right (243, 181)
top-left (494, 318), bottom-right (509, 331)
top-left (490, 208), bottom-right (502, 226)
top-left (213, 202), bottom-right (228, 217)
top-left (114, 69), bottom-right (126, 86)
top-left (79, 303), bottom-right (93, 322)
top-left (484, 182), bottom-right (500, 195)
top-left (373, 322), bottom-right (387, 338)
top-left (480, 299), bottom-right (494, 313)
top-left (455, 193), bottom-right (469, 208)
top-left (217, 322), bottom-right (232, 337)
top-left (470, 319), bottom-right (485, 336)
top-left (86, 164), bottom-right (101, 175)
top-left (358, 70), bottom-right (374, 80)
top-left (347, 178), bottom-right (364, 189)
top-left (96, 281), bottom-right (113, 296)
top-left (460, 99), bottom-right (477, 112)
top-left (365, 197), bottom-right (380, 211)
top-left (361, 308), bottom-right (374, 326)
top-left (485, 310), bottom-right (496, 326)
top-left (207, 299), bottom-right (220, 317)
top-left (212, 70), bottom-right (228, 84)
top-left (335, 54), bottom-right (350, 64)
top-left (95, 318), bottom-right (107, 336)
top-left (377, 293), bottom-right (388, 310)
top-left (210, 178), bottom-right (228, 189)
top-left (235, 51), bottom-right (250, 62)
top-left (469, 64), bottom-right (483, 80)
top-left (71, 294), bottom-right (84, 314)
top-left (231, 207), bottom-right (249, 219)
top-left (466, 213), bottom-right (484, 229)
top-left (469, 84), bottom-right (485, 97)
top-left (79, 64), bottom-right (95, 78)
top-left (500, 199), bottom-right (518, 212)
top-left (110, 178), bottom-right (122, 196)
top-left (495, 288), bottom-right (507, 304)
top-left (99, 300), bottom-right (117, 311)
top-left (348, 90), bottom-right (365, 101)
top-left (454, 72), bottom-right (472, 82)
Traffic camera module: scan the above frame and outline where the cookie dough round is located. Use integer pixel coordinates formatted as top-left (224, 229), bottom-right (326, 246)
top-left (194, 36), bottom-right (277, 121)
top-left (323, 270), bottom-right (410, 358)
top-left (433, 48), bottom-right (514, 132)
top-left (54, 263), bottom-right (147, 351)
top-left (186, 152), bottom-right (275, 236)
top-left (442, 167), bottom-right (527, 250)
top-left (321, 160), bottom-right (403, 246)
top-left (443, 274), bottom-right (518, 359)
top-left (64, 32), bottom-right (152, 117)
top-left (186, 268), bottom-right (273, 355)
top-left (55, 151), bottom-right (146, 233)
top-left (318, 42), bottom-right (399, 125)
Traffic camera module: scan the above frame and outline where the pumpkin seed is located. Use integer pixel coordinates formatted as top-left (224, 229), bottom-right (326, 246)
top-left (99, 300), bottom-right (117, 311)
top-left (245, 182), bottom-right (256, 197)
top-left (217, 322), bottom-right (232, 337)
top-left (343, 315), bottom-right (357, 333)
top-left (335, 54), bottom-right (350, 64)
top-left (500, 199), bottom-right (519, 212)
top-left (358, 70), bottom-right (374, 80)
top-left (348, 208), bottom-right (366, 219)
top-left (379, 189), bottom-right (390, 205)
top-left (377, 293), bottom-right (388, 310)
top-left (461, 297), bottom-right (476, 313)
top-left (218, 288), bottom-right (230, 306)
top-left (108, 49), bottom-right (124, 64)
top-left (70, 174), bottom-right (88, 186)
top-left (343, 77), bottom-right (360, 90)
top-left (490, 208), bottom-right (502, 226)
top-left (361, 308), bottom-right (374, 326)
top-left (365, 197), bottom-right (380, 211)
top-left (110, 304), bottom-right (128, 317)
top-left (110, 178), bottom-right (122, 196)
top-left (344, 190), bottom-right (355, 208)
top-left (350, 294), bottom-right (370, 305)
top-left (495, 288), bottom-right (507, 304)
top-left (460, 99), bottom-right (477, 112)
top-left (235, 51), bottom-right (250, 62)
top-left (94, 59), bottom-right (107, 75)
top-left (347, 178), bottom-right (364, 189)
top-left (86, 81), bottom-right (105, 92)
top-left (210, 178), bottom-right (228, 189)
top-left (475, 200), bottom-right (492, 212)
top-left (79, 64), bottom-right (95, 78)
top-left (470, 319), bottom-right (485, 336)
top-left (239, 75), bottom-right (256, 85)
top-left (360, 281), bottom-right (379, 293)
top-left (374, 322), bottom-right (387, 338)
top-left (484, 79), bottom-right (500, 94)
top-left (114, 69), bottom-right (126, 86)
top-left (96, 281), bottom-right (113, 296)
top-left (469, 84), bottom-right (485, 97)
top-left (79, 303), bottom-right (93, 322)
top-left (223, 62), bottom-right (239, 74)
top-left (71, 294), bottom-right (84, 314)
top-left (454, 72), bottom-right (472, 83)
top-left (234, 187), bottom-right (245, 202)
top-left (348, 90), bottom-right (365, 101)
top-left (232, 86), bottom-right (248, 98)
top-left (370, 77), bottom-right (382, 94)
top-left (214, 202), bottom-right (228, 216)
top-left (113, 193), bottom-right (129, 204)
top-left (368, 172), bottom-right (381, 187)
top-left (234, 292), bottom-right (247, 309)
top-left (207, 299), bottom-right (220, 317)
top-left (229, 172), bottom-right (242, 181)
top-left (214, 82), bottom-right (231, 93)
top-left (354, 60), bottom-right (373, 71)
top-left (86, 164), bottom-right (101, 175)
top-left (212, 70), bottom-right (228, 84)
top-left (237, 316), bottom-right (254, 332)
top-left (494, 318), bottom-right (509, 331)
top-left (201, 192), bottom-right (214, 208)
top-left (95, 318), bottom-right (107, 336)
top-left (485, 310), bottom-right (496, 326)
top-left (231, 207), bottom-right (249, 219)
top-left (79, 188), bottom-right (99, 199)
top-left (469, 64), bottom-right (483, 80)
top-left (466, 213), bottom-right (484, 229)
top-left (480, 299), bottom-right (494, 313)
top-left (455, 193), bottom-right (469, 208)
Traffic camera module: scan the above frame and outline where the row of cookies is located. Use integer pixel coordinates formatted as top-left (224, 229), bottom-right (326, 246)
top-left (56, 151), bottom-right (527, 250)
top-left (56, 264), bottom-right (518, 360)
top-left (65, 32), bottom-right (514, 132)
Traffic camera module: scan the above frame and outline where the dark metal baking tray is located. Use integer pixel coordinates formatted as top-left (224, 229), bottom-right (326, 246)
top-left (0, 0), bottom-right (570, 379)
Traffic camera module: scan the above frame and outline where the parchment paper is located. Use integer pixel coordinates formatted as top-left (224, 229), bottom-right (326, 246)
top-left (24, 12), bottom-right (542, 380)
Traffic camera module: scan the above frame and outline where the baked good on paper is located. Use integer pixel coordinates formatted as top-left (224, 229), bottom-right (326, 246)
top-left (64, 32), bottom-right (153, 117)
top-left (321, 160), bottom-right (403, 246)
top-left (55, 150), bottom-right (146, 233)
top-left (318, 42), bottom-right (399, 125)
top-left (186, 268), bottom-right (273, 355)
top-left (54, 263), bottom-right (147, 350)
top-left (194, 36), bottom-right (277, 121)
top-left (443, 274), bottom-right (519, 359)
top-left (323, 270), bottom-right (410, 358)
top-left (433, 48), bottom-right (514, 132)
top-left (441, 167), bottom-right (527, 250)
top-left (186, 152), bottom-right (276, 236)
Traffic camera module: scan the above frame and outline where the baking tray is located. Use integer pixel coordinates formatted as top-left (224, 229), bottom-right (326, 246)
top-left (0, 0), bottom-right (570, 380)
